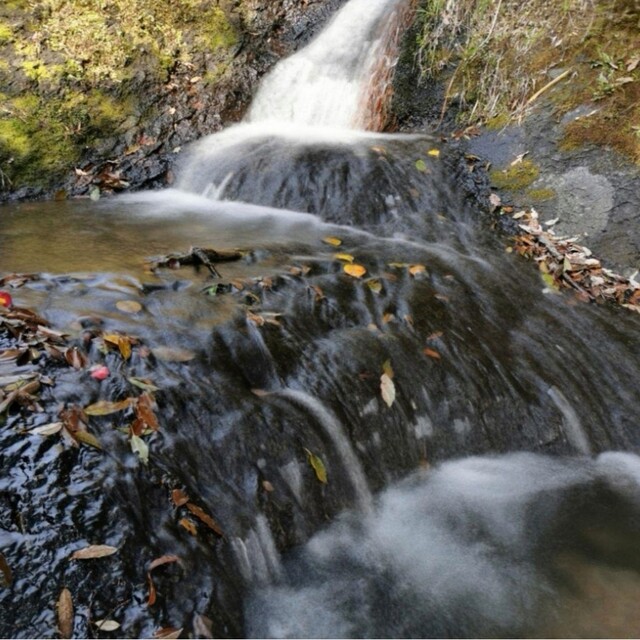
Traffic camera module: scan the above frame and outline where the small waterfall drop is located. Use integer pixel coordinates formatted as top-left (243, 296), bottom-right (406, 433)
top-left (248, 0), bottom-right (407, 129)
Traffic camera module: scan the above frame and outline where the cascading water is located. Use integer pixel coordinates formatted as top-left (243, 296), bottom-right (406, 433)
top-left (3, 0), bottom-right (640, 638)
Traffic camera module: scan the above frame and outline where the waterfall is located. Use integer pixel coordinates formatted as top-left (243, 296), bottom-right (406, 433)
top-left (247, 0), bottom-right (408, 129)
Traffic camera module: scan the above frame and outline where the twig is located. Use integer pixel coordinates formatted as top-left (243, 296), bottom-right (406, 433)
top-left (525, 68), bottom-right (573, 107)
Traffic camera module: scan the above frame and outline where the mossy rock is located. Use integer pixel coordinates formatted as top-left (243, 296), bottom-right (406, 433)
top-left (489, 160), bottom-right (540, 192)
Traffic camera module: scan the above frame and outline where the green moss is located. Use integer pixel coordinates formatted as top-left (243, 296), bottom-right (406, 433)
top-left (526, 188), bottom-right (556, 201)
top-left (490, 160), bottom-right (540, 191)
top-left (485, 113), bottom-right (511, 130)
top-left (0, 21), bottom-right (13, 44)
top-left (0, 118), bottom-right (31, 157)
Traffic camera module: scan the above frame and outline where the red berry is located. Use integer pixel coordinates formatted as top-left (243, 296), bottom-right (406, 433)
top-left (0, 291), bottom-right (13, 308)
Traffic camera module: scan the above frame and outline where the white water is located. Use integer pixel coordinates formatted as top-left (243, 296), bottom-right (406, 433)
top-left (247, 452), bottom-right (640, 638)
top-left (248, 0), bottom-right (405, 129)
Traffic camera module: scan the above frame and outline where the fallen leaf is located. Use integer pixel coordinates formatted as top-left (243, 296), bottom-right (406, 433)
top-left (154, 628), bottom-right (183, 639)
top-left (334, 253), bottom-right (355, 263)
top-left (57, 588), bottom-right (74, 639)
top-left (423, 347), bottom-right (442, 360)
top-left (131, 434), bottom-right (149, 465)
top-left (304, 448), bottom-right (328, 484)
top-left (179, 518), bottom-right (197, 536)
top-left (94, 620), bottom-right (121, 632)
top-left (71, 545), bottom-right (118, 560)
top-left (116, 300), bottom-right (143, 314)
top-left (343, 264), bottom-right (367, 279)
top-left (148, 555), bottom-right (180, 571)
top-left (380, 373), bottom-right (396, 408)
top-left (103, 333), bottom-right (133, 360)
top-left (90, 365), bottom-right (110, 381)
top-left (128, 377), bottom-right (160, 392)
top-left (136, 393), bottom-right (159, 431)
top-left (151, 346), bottom-right (195, 362)
top-left (31, 422), bottom-right (63, 436)
top-left (84, 398), bottom-right (133, 416)
top-left (367, 279), bottom-right (382, 294)
top-left (409, 264), bottom-right (427, 277)
top-left (186, 503), bottom-right (224, 536)
top-left (171, 489), bottom-right (190, 507)
top-left (427, 331), bottom-right (444, 341)
top-left (193, 614), bottom-right (213, 639)
top-left (147, 573), bottom-right (157, 606)
top-left (262, 480), bottom-right (274, 493)
top-left (382, 360), bottom-right (394, 379)
top-left (65, 347), bottom-right (89, 370)
top-left (415, 159), bottom-right (428, 172)
top-left (72, 430), bottom-right (102, 450)
top-left (0, 291), bottom-right (13, 308)
top-left (427, 148), bottom-right (441, 157)
top-left (322, 236), bottom-right (342, 247)
top-left (0, 552), bottom-right (12, 586)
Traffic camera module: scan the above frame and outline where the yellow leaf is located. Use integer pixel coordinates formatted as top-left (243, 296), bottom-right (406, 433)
top-left (334, 253), bottom-right (355, 263)
top-left (428, 148), bottom-right (441, 157)
top-left (367, 279), bottom-right (382, 294)
top-left (116, 300), bottom-right (143, 314)
top-left (409, 264), bottom-right (427, 276)
top-left (304, 448), bottom-right (328, 484)
top-left (380, 373), bottom-right (396, 408)
top-left (382, 360), bottom-right (394, 379)
top-left (343, 264), bottom-right (367, 279)
top-left (84, 398), bottom-right (132, 416)
top-left (72, 430), bottom-right (102, 450)
top-left (322, 236), bottom-right (342, 247)
top-left (387, 262), bottom-right (409, 269)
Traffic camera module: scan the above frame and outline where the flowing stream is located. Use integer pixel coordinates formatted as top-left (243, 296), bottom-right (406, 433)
top-left (2, 0), bottom-right (640, 638)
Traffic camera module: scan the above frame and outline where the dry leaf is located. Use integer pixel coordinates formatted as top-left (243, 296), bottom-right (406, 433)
top-left (179, 518), bottom-right (197, 536)
top-left (72, 430), bottom-right (102, 450)
top-left (409, 264), bottom-right (427, 277)
top-left (31, 422), bottom-right (63, 436)
top-left (427, 148), bottom-right (441, 157)
top-left (151, 346), bottom-right (195, 362)
top-left (95, 620), bottom-right (121, 632)
top-left (147, 573), bottom-right (157, 606)
top-left (71, 544), bottom-right (118, 560)
top-left (186, 503), bottom-right (224, 537)
top-left (423, 347), bottom-right (442, 360)
top-left (343, 264), bottom-right (367, 279)
top-left (116, 300), bottom-right (143, 314)
top-left (131, 434), bottom-right (149, 465)
top-left (154, 628), bottom-right (183, 639)
top-left (322, 236), bottom-right (342, 247)
top-left (380, 373), bottom-right (396, 408)
top-left (136, 393), bottom-right (159, 431)
top-left (334, 253), bottom-right (355, 263)
top-left (367, 279), bottom-right (382, 294)
top-left (84, 398), bottom-right (132, 416)
top-left (304, 448), bottom-right (328, 484)
top-left (0, 552), bottom-right (12, 586)
top-left (171, 489), bottom-right (190, 507)
top-left (148, 555), bottom-right (180, 571)
top-left (57, 588), bottom-right (74, 639)
top-left (382, 360), bottom-right (394, 379)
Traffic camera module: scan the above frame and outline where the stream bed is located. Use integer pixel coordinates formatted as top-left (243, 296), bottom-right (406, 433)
top-left (2, 0), bottom-right (640, 637)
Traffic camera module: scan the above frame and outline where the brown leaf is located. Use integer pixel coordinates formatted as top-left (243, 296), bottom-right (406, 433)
top-left (179, 518), bottom-right (197, 536)
top-left (171, 489), bottom-right (190, 507)
top-left (151, 346), bottom-right (195, 362)
top-left (136, 393), bottom-right (159, 431)
top-left (154, 627), bottom-right (183, 639)
top-left (57, 588), bottom-right (74, 639)
top-left (423, 348), bottom-right (442, 360)
top-left (147, 573), bottom-right (157, 606)
top-left (65, 347), bottom-right (89, 370)
top-left (0, 552), bottom-right (12, 586)
top-left (148, 555), bottom-right (180, 571)
top-left (70, 544), bottom-right (118, 560)
top-left (185, 503), bottom-right (224, 537)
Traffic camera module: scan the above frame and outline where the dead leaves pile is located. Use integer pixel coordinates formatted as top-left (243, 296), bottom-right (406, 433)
top-left (509, 208), bottom-right (640, 311)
